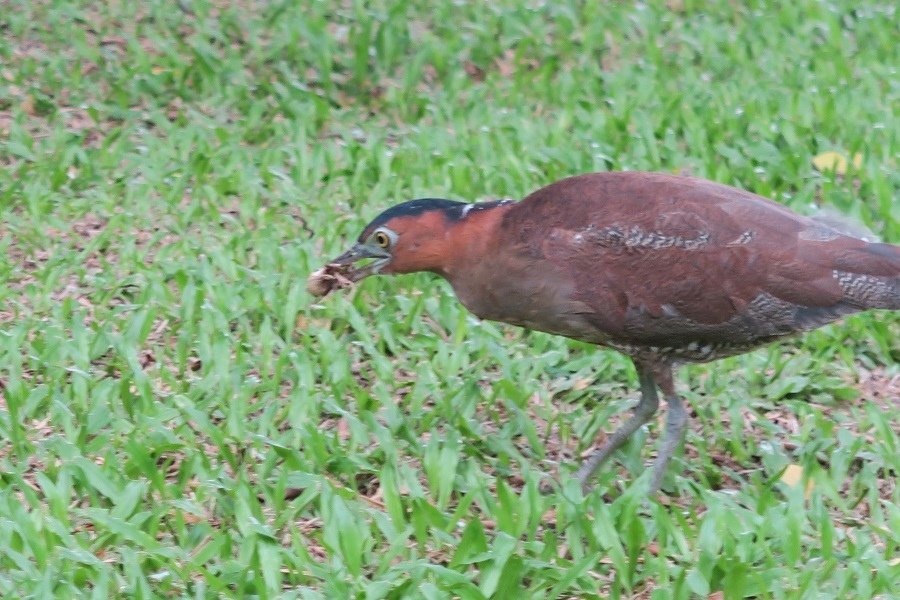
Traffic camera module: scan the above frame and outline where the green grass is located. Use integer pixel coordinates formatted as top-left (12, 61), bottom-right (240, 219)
top-left (1, 0), bottom-right (898, 597)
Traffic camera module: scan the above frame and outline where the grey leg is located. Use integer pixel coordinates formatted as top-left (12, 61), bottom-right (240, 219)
top-left (574, 363), bottom-right (659, 493)
top-left (648, 392), bottom-right (688, 494)
top-left (647, 365), bottom-right (688, 494)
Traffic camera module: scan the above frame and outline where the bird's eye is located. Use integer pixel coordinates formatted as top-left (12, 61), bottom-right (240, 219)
top-left (373, 231), bottom-right (391, 248)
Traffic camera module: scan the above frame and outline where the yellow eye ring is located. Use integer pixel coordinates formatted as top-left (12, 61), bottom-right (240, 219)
top-left (374, 231), bottom-right (391, 248)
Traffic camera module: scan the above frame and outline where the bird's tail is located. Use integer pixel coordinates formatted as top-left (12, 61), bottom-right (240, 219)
top-left (832, 242), bottom-right (900, 310)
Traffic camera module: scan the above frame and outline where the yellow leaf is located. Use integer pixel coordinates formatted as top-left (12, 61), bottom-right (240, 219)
top-left (812, 151), bottom-right (863, 175)
top-left (781, 463), bottom-right (803, 486)
top-left (781, 463), bottom-right (815, 498)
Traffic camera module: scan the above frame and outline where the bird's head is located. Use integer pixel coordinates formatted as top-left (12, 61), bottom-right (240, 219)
top-left (326, 198), bottom-right (512, 282)
top-left (308, 197), bottom-right (514, 298)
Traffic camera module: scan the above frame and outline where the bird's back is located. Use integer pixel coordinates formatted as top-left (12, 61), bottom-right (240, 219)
top-left (496, 172), bottom-right (899, 361)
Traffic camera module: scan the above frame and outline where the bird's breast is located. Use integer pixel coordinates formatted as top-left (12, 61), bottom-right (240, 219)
top-left (446, 261), bottom-right (613, 343)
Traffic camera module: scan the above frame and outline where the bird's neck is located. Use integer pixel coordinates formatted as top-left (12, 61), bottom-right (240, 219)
top-left (442, 202), bottom-right (513, 278)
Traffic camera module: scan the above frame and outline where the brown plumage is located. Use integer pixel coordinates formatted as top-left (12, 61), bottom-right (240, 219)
top-left (315, 172), bottom-right (900, 494)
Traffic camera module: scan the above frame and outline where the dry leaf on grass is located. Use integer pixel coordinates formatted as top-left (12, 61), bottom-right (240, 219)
top-left (781, 463), bottom-right (815, 498)
top-left (812, 151), bottom-right (862, 175)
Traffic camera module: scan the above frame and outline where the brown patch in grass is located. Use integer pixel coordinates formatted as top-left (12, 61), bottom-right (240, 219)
top-left (855, 367), bottom-right (900, 417)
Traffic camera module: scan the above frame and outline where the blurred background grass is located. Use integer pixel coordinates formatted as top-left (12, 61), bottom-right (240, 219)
top-left (0, 1), bottom-right (897, 597)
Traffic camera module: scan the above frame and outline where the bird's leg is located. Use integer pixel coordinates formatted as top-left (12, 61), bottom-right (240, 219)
top-left (647, 365), bottom-right (688, 495)
top-left (574, 363), bottom-right (659, 493)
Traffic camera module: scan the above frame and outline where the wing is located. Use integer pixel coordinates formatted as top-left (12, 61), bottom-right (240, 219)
top-left (500, 172), bottom-right (899, 354)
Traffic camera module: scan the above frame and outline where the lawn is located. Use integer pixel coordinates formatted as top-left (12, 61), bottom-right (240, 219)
top-left (0, 0), bottom-right (898, 597)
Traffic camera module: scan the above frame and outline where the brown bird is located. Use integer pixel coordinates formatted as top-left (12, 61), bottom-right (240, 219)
top-left (311, 172), bottom-right (900, 494)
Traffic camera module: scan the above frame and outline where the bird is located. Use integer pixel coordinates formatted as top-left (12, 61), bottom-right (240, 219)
top-left (309, 172), bottom-right (900, 495)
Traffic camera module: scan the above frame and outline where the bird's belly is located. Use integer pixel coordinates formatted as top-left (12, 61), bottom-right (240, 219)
top-left (452, 272), bottom-right (823, 362)
top-left (606, 291), bottom-right (849, 362)
top-left (602, 339), bottom-right (770, 363)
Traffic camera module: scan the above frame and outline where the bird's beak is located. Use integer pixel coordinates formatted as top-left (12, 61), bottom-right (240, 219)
top-left (329, 243), bottom-right (392, 282)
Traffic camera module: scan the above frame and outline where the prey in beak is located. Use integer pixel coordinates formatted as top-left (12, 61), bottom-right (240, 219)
top-left (329, 243), bottom-right (392, 282)
top-left (306, 242), bottom-right (391, 298)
